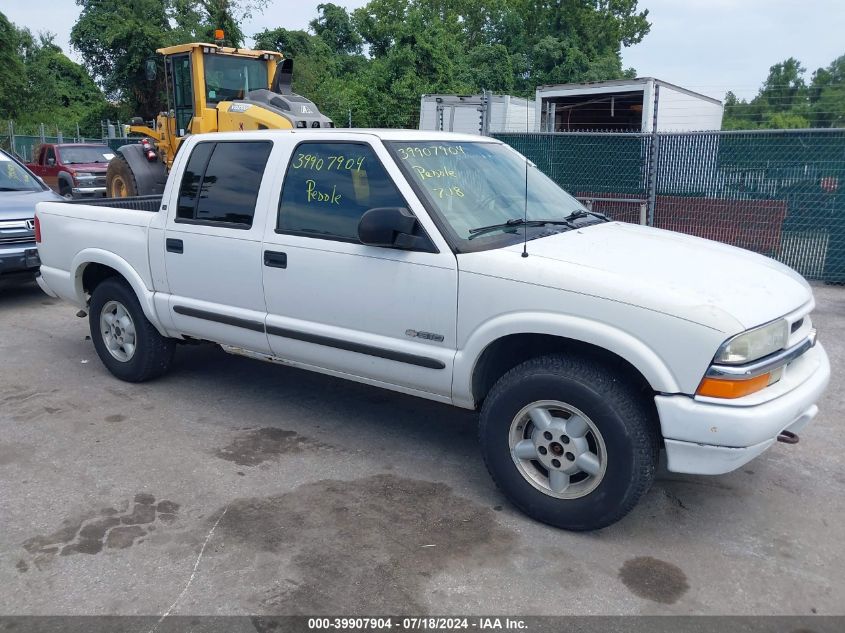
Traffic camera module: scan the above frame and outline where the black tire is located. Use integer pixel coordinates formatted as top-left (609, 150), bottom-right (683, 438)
top-left (106, 154), bottom-right (138, 198)
top-left (89, 278), bottom-right (175, 382)
top-left (479, 354), bottom-right (659, 531)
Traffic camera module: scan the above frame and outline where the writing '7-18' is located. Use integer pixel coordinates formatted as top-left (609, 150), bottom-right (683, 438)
top-left (432, 186), bottom-right (465, 199)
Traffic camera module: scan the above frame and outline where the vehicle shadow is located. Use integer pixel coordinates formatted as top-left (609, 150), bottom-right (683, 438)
top-left (168, 342), bottom-right (481, 467)
top-left (161, 342), bottom-right (758, 539)
top-left (0, 280), bottom-right (49, 307)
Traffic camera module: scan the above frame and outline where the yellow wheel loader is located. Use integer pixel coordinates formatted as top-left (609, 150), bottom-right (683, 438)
top-left (107, 40), bottom-right (333, 197)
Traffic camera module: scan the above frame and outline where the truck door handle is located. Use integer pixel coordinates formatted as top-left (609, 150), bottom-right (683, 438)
top-left (264, 250), bottom-right (287, 269)
top-left (166, 238), bottom-right (183, 254)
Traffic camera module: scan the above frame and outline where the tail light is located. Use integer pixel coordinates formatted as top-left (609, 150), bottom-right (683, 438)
top-left (34, 215), bottom-right (41, 243)
top-left (141, 138), bottom-right (158, 162)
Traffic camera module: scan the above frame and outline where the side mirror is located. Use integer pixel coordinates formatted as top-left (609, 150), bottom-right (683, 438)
top-left (358, 207), bottom-right (434, 251)
top-left (145, 59), bottom-right (157, 81)
top-left (46, 157), bottom-right (56, 166)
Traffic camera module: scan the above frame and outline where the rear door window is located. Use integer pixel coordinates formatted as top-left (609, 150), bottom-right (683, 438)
top-left (176, 141), bottom-right (272, 228)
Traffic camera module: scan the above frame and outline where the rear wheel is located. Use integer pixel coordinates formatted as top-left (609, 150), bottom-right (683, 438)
top-left (106, 154), bottom-right (138, 198)
top-left (479, 354), bottom-right (659, 531)
top-left (89, 278), bottom-right (174, 382)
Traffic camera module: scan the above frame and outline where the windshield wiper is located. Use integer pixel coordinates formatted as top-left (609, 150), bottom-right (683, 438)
top-left (566, 209), bottom-right (610, 222)
top-left (468, 218), bottom-right (575, 240)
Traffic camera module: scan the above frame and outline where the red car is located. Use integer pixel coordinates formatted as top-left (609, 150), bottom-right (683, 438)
top-left (27, 143), bottom-right (115, 199)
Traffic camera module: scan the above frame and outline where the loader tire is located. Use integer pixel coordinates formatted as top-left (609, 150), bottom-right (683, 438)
top-left (107, 154), bottom-right (138, 198)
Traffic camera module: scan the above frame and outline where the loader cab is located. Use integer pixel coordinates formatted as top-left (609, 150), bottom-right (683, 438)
top-left (160, 42), bottom-right (281, 142)
top-left (111, 41), bottom-right (332, 198)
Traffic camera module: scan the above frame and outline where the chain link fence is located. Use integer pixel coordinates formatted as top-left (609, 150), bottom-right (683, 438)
top-left (2, 121), bottom-right (140, 163)
top-left (495, 129), bottom-right (845, 283)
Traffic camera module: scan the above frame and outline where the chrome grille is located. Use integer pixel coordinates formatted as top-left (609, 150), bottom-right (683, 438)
top-left (0, 219), bottom-right (35, 245)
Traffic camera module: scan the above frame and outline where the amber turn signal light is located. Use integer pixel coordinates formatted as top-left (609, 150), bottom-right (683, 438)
top-left (696, 373), bottom-right (771, 399)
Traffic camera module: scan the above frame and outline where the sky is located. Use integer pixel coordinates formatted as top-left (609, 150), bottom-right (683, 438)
top-left (4, 0), bottom-right (845, 101)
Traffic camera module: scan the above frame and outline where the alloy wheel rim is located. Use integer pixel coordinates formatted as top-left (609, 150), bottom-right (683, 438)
top-left (508, 400), bottom-right (608, 499)
top-left (100, 300), bottom-right (137, 362)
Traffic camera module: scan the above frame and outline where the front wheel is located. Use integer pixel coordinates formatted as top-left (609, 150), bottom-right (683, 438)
top-left (479, 354), bottom-right (659, 531)
top-left (89, 278), bottom-right (175, 382)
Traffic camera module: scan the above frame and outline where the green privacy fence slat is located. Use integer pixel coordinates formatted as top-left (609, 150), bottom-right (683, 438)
top-left (497, 132), bottom-right (651, 196)
top-left (495, 130), bottom-right (845, 283)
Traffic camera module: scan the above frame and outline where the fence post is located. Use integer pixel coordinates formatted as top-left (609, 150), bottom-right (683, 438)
top-left (480, 89), bottom-right (492, 136)
top-left (645, 84), bottom-right (660, 226)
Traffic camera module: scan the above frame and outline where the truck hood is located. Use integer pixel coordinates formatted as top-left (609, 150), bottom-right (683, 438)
top-left (461, 222), bottom-right (812, 332)
top-left (65, 163), bottom-right (108, 172)
top-left (0, 189), bottom-right (63, 220)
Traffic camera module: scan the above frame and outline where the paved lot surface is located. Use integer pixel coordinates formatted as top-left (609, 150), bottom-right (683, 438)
top-left (0, 281), bottom-right (843, 616)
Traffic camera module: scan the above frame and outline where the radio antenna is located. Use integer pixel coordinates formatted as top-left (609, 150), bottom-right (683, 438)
top-left (521, 156), bottom-right (529, 258)
top-left (521, 97), bottom-right (530, 258)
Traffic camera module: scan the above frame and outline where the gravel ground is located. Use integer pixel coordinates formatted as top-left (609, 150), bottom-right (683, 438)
top-left (1, 281), bottom-right (842, 616)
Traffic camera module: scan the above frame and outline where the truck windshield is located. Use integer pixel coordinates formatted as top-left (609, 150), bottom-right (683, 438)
top-left (386, 141), bottom-right (586, 248)
top-left (60, 146), bottom-right (114, 164)
top-left (0, 153), bottom-right (42, 191)
top-left (204, 54), bottom-right (268, 104)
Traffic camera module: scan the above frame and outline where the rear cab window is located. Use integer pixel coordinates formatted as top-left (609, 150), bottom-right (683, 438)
top-left (277, 142), bottom-right (410, 242)
top-left (176, 140), bottom-right (273, 229)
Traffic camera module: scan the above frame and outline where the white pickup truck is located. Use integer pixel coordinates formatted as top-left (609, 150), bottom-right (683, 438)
top-left (35, 130), bottom-right (830, 530)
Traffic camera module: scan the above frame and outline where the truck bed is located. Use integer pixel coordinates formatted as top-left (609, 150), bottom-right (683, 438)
top-left (61, 195), bottom-right (162, 212)
top-left (35, 196), bottom-right (163, 311)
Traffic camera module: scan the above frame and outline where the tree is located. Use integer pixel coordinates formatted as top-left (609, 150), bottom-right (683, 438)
top-left (757, 58), bottom-right (807, 113)
top-left (0, 11), bottom-right (27, 120)
top-left (0, 11), bottom-right (110, 135)
top-left (310, 3), bottom-right (362, 56)
top-left (723, 54), bottom-right (845, 130)
top-left (71, 0), bottom-right (267, 118)
top-left (342, 0), bottom-right (649, 125)
top-left (723, 58), bottom-right (810, 130)
top-left (71, 0), bottom-right (174, 118)
top-left (809, 55), bottom-right (845, 128)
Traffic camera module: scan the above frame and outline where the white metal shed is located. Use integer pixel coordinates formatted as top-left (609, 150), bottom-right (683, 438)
top-left (419, 94), bottom-right (536, 135)
top-left (535, 78), bottom-right (723, 133)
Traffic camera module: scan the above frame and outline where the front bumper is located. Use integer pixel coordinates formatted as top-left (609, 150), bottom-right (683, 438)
top-left (656, 342), bottom-right (830, 475)
top-left (71, 186), bottom-right (107, 197)
top-left (0, 246), bottom-right (40, 276)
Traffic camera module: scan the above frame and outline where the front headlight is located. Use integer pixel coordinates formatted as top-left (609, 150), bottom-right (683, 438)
top-left (74, 172), bottom-right (95, 180)
top-left (714, 318), bottom-right (789, 365)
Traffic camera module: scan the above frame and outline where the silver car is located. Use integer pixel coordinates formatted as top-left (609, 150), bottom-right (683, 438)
top-left (0, 149), bottom-right (63, 285)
